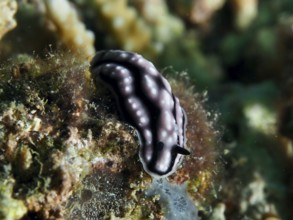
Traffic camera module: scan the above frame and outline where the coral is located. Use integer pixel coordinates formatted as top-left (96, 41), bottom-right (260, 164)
top-left (0, 0), bottom-right (17, 40)
top-left (88, 0), bottom-right (183, 56)
top-left (0, 51), bottom-right (217, 219)
top-left (130, 0), bottom-right (184, 53)
top-left (65, 65), bottom-right (219, 219)
top-left (239, 172), bottom-right (278, 218)
top-left (0, 3), bottom-right (57, 60)
top-left (222, 172), bottom-right (281, 219)
top-left (169, 0), bottom-right (226, 26)
top-left (230, 0), bottom-right (258, 30)
top-left (212, 82), bottom-right (289, 219)
top-left (1, 0), bottom-right (292, 219)
top-left (91, 0), bottom-right (151, 53)
top-left (243, 103), bottom-right (276, 135)
top-left (44, 0), bottom-right (95, 58)
top-left (209, 203), bottom-right (226, 220)
top-left (0, 177), bottom-right (27, 220)
top-left (169, 0), bottom-right (257, 30)
top-left (0, 51), bottom-right (208, 219)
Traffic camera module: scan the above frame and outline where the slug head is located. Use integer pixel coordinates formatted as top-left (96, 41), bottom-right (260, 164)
top-left (142, 142), bottom-right (190, 178)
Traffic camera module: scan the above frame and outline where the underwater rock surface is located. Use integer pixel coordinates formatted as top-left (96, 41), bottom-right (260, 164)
top-left (0, 0), bottom-right (292, 219)
top-left (0, 52), bottom-right (217, 219)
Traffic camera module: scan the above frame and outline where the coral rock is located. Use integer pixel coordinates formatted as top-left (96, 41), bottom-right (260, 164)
top-left (0, 0), bottom-right (17, 40)
top-left (45, 0), bottom-right (95, 58)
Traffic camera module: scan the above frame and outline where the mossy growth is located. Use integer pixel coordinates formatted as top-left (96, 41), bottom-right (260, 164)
top-left (0, 52), bottom-right (159, 219)
top-left (0, 52), bottom-right (94, 219)
top-left (0, 51), bottom-right (220, 219)
top-left (167, 75), bottom-right (221, 209)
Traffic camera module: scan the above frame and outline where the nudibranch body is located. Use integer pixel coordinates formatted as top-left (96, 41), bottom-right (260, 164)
top-left (90, 50), bottom-right (190, 177)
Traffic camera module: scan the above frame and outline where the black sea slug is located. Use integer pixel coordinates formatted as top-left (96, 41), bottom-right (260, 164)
top-left (90, 50), bottom-right (190, 177)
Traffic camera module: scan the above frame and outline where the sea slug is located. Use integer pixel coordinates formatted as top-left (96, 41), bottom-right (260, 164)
top-left (90, 50), bottom-right (190, 177)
